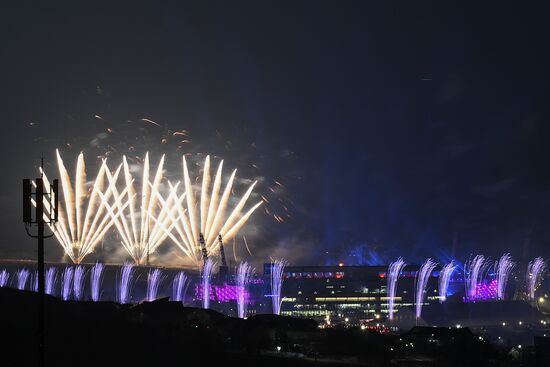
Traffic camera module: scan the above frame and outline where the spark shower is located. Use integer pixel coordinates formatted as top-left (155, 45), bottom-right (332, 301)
top-left (37, 151), bottom-right (262, 267)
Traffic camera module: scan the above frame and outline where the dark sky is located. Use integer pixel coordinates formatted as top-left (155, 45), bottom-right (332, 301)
top-left (1, 2), bottom-right (549, 266)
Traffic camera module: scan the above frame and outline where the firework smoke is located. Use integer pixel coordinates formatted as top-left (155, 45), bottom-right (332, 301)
top-left (496, 253), bottom-right (515, 300)
top-left (270, 259), bottom-right (286, 315)
top-left (438, 262), bottom-right (457, 303)
top-left (201, 258), bottom-right (216, 309)
top-left (387, 257), bottom-right (406, 321)
top-left (90, 262), bottom-right (105, 302)
top-left (62, 267), bottom-right (74, 301)
top-left (415, 258), bottom-right (437, 319)
top-left (464, 255), bottom-right (490, 301)
top-left (236, 262), bottom-right (253, 318)
top-left (45, 268), bottom-right (57, 296)
top-left (172, 271), bottom-right (190, 304)
top-left (117, 263), bottom-right (136, 304)
top-left (146, 268), bottom-right (165, 302)
top-left (527, 257), bottom-right (547, 301)
top-left (16, 269), bottom-right (30, 290)
top-left (73, 265), bottom-right (87, 300)
top-left (0, 270), bottom-right (8, 287)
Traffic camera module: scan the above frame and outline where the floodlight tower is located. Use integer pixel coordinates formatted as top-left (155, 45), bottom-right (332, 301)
top-left (218, 234), bottom-right (228, 279)
top-left (23, 160), bottom-right (59, 367)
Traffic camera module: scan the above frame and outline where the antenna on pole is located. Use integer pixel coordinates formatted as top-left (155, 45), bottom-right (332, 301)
top-left (23, 158), bottom-right (58, 367)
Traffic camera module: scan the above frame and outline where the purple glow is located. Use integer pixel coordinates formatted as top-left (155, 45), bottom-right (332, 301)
top-left (415, 258), bottom-right (437, 319)
top-left (90, 262), bottom-right (105, 302)
top-left (527, 257), bottom-right (547, 301)
top-left (117, 263), bottom-right (135, 304)
top-left (62, 267), bottom-right (74, 301)
top-left (464, 279), bottom-right (498, 302)
top-left (146, 268), bottom-right (165, 302)
top-left (73, 265), bottom-right (87, 300)
top-left (439, 262), bottom-right (457, 303)
top-left (464, 255), bottom-right (489, 300)
top-left (45, 268), bottom-right (57, 296)
top-left (236, 262), bottom-right (253, 318)
top-left (387, 257), bottom-right (406, 321)
top-left (496, 253), bottom-right (515, 300)
top-left (0, 269), bottom-right (8, 287)
top-left (31, 271), bottom-right (38, 292)
top-left (270, 259), bottom-right (286, 315)
top-left (172, 271), bottom-right (190, 304)
top-left (201, 259), bottom-right (216, 309)
top-left (16, 268), bottom-right (30, 290)
top-left (195, 283), bottom-right (251, 303)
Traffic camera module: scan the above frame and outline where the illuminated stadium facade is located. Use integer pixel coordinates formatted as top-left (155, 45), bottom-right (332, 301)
top-left (263, 264), bottom-right (447, 322)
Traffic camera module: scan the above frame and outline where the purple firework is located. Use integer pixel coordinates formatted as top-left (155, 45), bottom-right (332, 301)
top-left (0, 270), bottom-right (9, 287)
top-left (32, 271), bottom-right (38, 292)
top-left (117, 263), bottom-right (136, 304)
top-left (236, 262), bottom-right (253, 318)
top-left (61, 267), bottom-right (74, 301)
top-left (387, 258), bottom-right (406, 321)
top-left (527, 257), bottom-right (547, 301)
top-left (496, 253), bottom-right (515, 300)
top-left (90, 262), bottom-right (105, 302)
top-left (415, 258), bottom-right (437, 319)
top-left (16, 269), bottom-right (30, 290)
top-left (45, 267), bottom-right (57, 296)
top-left (438, 262), bottom-right (457, 303)
top-left (270, 259), bottom-right (287, 315)
top-left (464, 255), bottom-right (489, 301)
top-left (172, 271), bottom-right (190, 304)
top-left (201, 259), bottom-right (216, 309)
top-left (73, 265), bottom-right (87, 300)
top-left (146, 268), bottom-right (165, 302)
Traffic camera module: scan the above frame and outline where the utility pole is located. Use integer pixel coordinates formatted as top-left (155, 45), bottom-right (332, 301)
top-left (23, 161), bottom-right (58, 367)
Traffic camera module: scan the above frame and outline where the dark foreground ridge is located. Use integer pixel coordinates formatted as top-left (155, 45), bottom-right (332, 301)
top-left (0, 288), bottom-right (545, 366)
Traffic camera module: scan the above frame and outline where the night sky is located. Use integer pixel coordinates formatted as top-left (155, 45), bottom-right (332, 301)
top-left (1, 2), bottom-right (549, 267)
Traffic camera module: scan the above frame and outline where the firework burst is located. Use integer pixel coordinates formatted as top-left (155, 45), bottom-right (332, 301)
top-left (236, 262), bottom-right (254, 318)
top-left (90, 262), bottom-right (105, 302)
top-left (438, 262), bottom-right (457, 303)
top-left (73, 265), bottom-right (87, 300)
top-left (387, 257), bottom-right (406, 321)
top-left (172, 271), bottom-right (190, 304)
top-left (415, 258), bottom-right (437, 319)
top-left (117, 263), bottom-right (136, 304)
top-left (61, 267), bottom-right (74, 300)
top-left (37, 150), bottom-right (119, 264)
top-left (526, 257), bottom-right (547, 301)
top-left (0, 270), bottom-right (8, 287)
top-left (270, 259), bottom-right (286, 315)
top-left (201, 258), bottom-right (216, 309)
top-left (16, 269), bottom-right (30, 290)
top-left (160, 156), bottom-right (263, 265)
top-left (496, 253), bottom-right (515, 300)
top-left (146, 268), bottom-right (165, 302)
top-left (464, 255), bottom-right (490, 301)
top-left (101, 153), bottom-right (173, 265)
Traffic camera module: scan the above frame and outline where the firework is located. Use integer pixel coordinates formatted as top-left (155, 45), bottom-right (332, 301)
top-left (270, 259), bottom-right (286, 315)
top-left (415, 258), bottom-right (437, 319)
top-left (117, 263), bottom-right (136, 304)
top-left (101, 153), bottom-right (172, 265)
top-left (526, 257), bottom-right (547, 301)
top-left (73, 265), bottom-right (87, 300)
top-left (172, 271), bottom-right (190, 304)
top-left (0, 270), bottom-right (8, 287)
top-left (16, 269), bottom-right (30, 290)
top-left (62, 267), bottom-right (74, 301)
top-left (146, 268), bottom-right (165, 302)
top-left (236, 262), bottom-right (253, 318)
top-left (90, 262), bottom-right (105, 302)
top-left (32, 271), bottom-right (38, 292)
top-left (464, 255), bottom-right (490, 301)
top-left (201, 258), bottom-right (216, 309)
top-left (387, 258), bottom-right (406, 321)
top-left (496, 253), bottom-right (515, 300)
top-left (161, 156), bottom-right (263, 265)
top-left (438, 262), bottom-right (457, 303)
top-left (45, 268), bottom-right (57, 296)
top-left (37, 150), bottom-right (119, 264)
